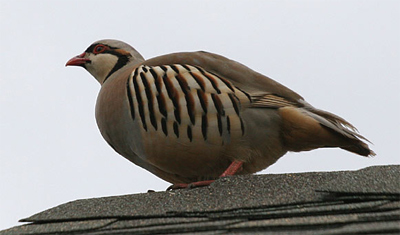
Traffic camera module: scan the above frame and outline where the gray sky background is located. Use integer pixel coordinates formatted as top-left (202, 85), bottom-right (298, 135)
top-left (1, 0), bottom-right (399, 230)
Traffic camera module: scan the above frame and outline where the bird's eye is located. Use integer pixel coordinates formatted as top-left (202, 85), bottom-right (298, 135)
top-left (93, 45), bottom-right (106, 54)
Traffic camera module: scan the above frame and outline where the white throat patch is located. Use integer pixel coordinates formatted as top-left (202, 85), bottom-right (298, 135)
top-left (85, 53), bottom-right (119, 84)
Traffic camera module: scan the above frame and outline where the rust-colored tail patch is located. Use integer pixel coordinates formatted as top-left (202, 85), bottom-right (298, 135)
top-left (279, 106), bottom-right (375, 156)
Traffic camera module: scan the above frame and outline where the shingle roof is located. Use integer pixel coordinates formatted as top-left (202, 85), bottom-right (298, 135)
top-left (2, 165), bottom-right (399, 234)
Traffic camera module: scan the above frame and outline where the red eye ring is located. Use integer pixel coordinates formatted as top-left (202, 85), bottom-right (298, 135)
top-left (93, 44), bottom-right (107, 54)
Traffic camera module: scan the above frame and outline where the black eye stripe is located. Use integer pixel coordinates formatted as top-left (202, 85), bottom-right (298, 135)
top-left (86, 43), bottom-right (119, 53)
top-left (85, 43), bottom-right (99, 53)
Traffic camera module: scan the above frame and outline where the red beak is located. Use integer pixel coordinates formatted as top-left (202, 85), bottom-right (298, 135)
top-left (65, 52), bottom-right (91, 66)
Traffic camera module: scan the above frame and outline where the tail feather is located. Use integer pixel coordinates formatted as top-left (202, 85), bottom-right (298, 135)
top-left (279, 105), bottom-right (375, 157)
top-left (341, 142), bottom-right (376, 157)
top-left (302, 107), bottom-right (375, 157)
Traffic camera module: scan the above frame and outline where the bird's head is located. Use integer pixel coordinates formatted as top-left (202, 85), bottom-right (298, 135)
top-left (66, 39), bottom-right (144, 84)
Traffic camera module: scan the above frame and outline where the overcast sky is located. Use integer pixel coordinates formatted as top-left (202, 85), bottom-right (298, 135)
top-left (1, 0), bottom-right (399, 230)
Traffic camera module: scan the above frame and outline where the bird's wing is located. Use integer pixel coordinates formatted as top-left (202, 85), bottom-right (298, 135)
top-left (140, 51), bottom-right (374, 156)
top-left (142, 51), bottom-right (304, 101)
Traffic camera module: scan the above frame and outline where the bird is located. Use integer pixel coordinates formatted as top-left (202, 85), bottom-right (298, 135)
top-left (66, 39), bottom-right (375, 189)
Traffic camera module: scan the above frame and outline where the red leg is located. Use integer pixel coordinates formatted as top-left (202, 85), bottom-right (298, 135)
top-left (167, 160), bottom-right (244, 190)
top-left (220, 160), bottom-right (243, 177)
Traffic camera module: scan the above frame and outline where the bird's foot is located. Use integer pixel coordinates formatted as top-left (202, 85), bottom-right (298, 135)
top-left (166, 160), bottom-right (244, 190)
top-left (167, 179), bottom-right (216, 190)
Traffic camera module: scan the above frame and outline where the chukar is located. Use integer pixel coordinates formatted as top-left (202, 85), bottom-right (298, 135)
top-left (66, 39), bottom-right (375, 189)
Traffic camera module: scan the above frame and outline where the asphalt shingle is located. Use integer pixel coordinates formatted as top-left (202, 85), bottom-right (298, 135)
top-left (1, 165), bottom-right (399, 235)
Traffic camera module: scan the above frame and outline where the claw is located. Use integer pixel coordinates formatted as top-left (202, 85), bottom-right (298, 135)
top-left (167, 180), bottom-right (216, 190)
top-left (167, 183), bottom-right (189, 190)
